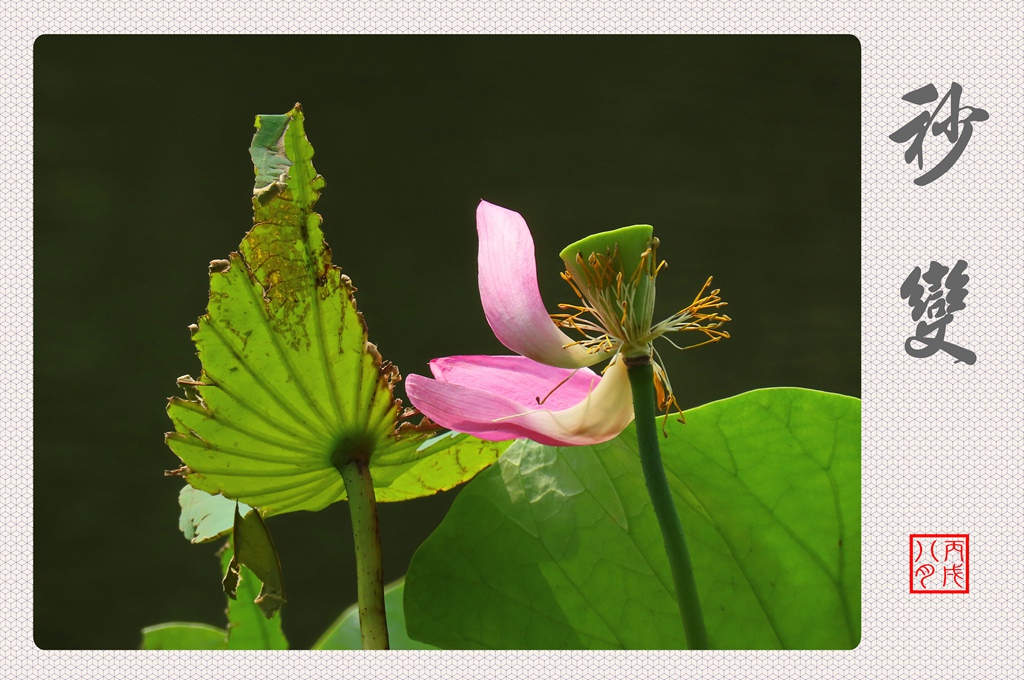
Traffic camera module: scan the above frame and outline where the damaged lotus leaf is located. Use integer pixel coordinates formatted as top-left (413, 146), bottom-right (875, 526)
top-left (177, 486), bottom-right (286, 619)
top-left (223, 505), bottom-right (285, 620)
top-left (165, 105), bottom-right (506, 516)
top-left (220, 539), bottom-right (289, 650)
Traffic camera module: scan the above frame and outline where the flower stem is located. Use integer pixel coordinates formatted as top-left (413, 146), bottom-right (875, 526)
top-left (625, 356), bottom-right (709, 650)
top-left (339, 459), bottom-right (390, 650)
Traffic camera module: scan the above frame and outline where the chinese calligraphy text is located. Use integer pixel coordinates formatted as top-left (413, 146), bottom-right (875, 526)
top-left (890, 83), bottom-right (989, 186)
top-left (901, 259), bottom-right (976, 364)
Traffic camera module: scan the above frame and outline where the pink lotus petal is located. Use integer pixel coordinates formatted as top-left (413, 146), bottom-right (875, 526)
top-left (476, 201), bottom-right (604, 369)
top-left (406, 358), bottom-right (633, 447)
top-left (429, 355), bottom-right (602, 411)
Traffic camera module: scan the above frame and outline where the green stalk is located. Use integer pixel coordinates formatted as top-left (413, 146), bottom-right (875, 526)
top-left (340, 460), bottom-right (390, 650)
top-left (625, 356), bottom-right (709, 650)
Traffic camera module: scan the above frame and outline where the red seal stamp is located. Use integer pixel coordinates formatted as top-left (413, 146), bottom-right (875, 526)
top-left (910, 534), bottom-right (969, 593)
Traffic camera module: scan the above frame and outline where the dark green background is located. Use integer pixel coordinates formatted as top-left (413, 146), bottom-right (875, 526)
top-left (34, 35), bottom-right (860, 649)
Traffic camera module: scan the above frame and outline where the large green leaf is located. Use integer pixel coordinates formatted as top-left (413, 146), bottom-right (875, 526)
top-left (405, 388), bottom-right (860, 650)
top-left (312, 578), bottom-right (436, 650)
top-left (164, 105), bottom-right (504, 515)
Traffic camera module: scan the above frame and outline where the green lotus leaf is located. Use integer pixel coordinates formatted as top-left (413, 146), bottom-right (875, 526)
top-left (405, 387), bottom-right (860, 650)
top-left (177, 484), bottom-right (253, 544)
top-left (164, 105), bottom-right (505, 516)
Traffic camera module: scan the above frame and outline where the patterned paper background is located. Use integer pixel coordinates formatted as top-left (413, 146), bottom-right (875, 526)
top-left (4, 1), bottom-right (1022, 677)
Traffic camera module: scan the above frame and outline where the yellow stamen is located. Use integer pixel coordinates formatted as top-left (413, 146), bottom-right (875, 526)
top-left (552, 239), bottom-right (730, 436)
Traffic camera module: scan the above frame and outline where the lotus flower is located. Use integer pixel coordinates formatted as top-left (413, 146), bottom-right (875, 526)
top-left (404, 202), bottom-right (631, 446)
top-left (405, 201), bottom-right (729, 446)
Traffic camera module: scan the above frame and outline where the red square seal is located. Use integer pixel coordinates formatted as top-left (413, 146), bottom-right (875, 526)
top-left (910, 534), bottom-right (969, 593)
